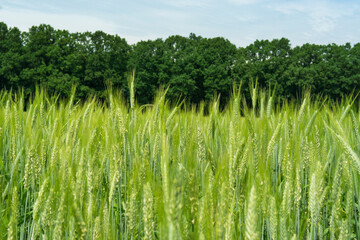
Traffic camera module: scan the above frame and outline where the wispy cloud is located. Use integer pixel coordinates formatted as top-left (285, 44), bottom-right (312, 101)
top-left (149, 8), bottom-right (193, 21)
top-left (0, 0), bottom-right (359, 47)
top-left (0, 6), bottom-right (119, 34)
top-left (235, 15), bottom-right (258, 23)
top-left (159, 0), bottom-right (211, 8)
top-left (227, 0), bottom-right (260, 6)
top-left (272, 0), bottom-right (359, 32)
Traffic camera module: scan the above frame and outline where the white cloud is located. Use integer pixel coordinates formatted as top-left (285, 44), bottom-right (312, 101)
top-left (150, 8), bottom-right (193, 21)
top-left (272, 0), bottom-right (358, 32)
top-left (160, 0), bottom-right (211, 8)
top-left (228, 0), bottom-right (259, 5)
top-left (1, 0), bottom-right (359, 47)
top-left (235, 15), bottom-right (258, 22)
top-left (0, 6), bottom-right (119, 34)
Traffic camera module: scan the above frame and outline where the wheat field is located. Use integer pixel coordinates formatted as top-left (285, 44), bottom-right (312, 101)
top-left (0, 85), bottom-right (360, 239)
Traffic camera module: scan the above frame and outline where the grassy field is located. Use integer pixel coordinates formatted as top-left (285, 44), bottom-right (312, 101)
top-left (0, 85), bottom-right (360, 239)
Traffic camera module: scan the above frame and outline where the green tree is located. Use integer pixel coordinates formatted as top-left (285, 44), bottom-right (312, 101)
top-left (201, 37), bottom-right (237, 104)
top-left (0, 22), bottom-right (23, 90)
top-left (128, 38), bottom-right (166, 104)
top-left (232, 38), bottom-right (292, 100)
top-left (83, 31), bottom-right (130, 99)
top-left (163, 35), bottom-right (199, 103)
top-left (20, 24), bottom-right (58, 96)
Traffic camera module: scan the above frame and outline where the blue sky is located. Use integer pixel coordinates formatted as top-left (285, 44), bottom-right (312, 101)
top-left (0, 0), bottom-right (359, 47)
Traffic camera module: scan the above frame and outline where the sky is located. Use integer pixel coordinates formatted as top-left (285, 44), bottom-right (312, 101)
top-left (0, 0), bottom-right (359, 47)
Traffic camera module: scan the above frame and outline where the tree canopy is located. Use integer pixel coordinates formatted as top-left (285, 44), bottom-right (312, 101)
top-left (0, 22), bottom-right (359, 105)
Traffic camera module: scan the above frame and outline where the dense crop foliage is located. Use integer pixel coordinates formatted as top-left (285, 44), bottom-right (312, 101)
top-left (0, 85), bottom-right (360, 239)
top-left (1, 21), bottom-right (360, 105)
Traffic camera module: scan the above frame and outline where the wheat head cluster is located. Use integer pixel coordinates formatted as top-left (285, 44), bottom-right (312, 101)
top-left (0, 85), bottom-right (360, 239)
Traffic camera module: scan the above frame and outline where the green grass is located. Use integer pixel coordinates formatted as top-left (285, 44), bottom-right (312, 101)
top-left (0, 85), bottom-right (360, 239)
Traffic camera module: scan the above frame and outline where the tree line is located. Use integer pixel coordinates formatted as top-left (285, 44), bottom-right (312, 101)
top-left (1, 22), bottom-right (359, 105)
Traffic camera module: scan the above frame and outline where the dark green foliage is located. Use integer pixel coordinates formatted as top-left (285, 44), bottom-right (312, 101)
top-left (0, 23), bottom-right (24, 91)
top-left (0, 21), bottom-right (359, 105)
top-left (0, 22), bottom-right (130, 101)
top-left (232, 38), bottom-right (293, 100)
top-left (284, 43), bottom-right (360, 99)
top-left (128, 38), bottom-right (166, 104)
